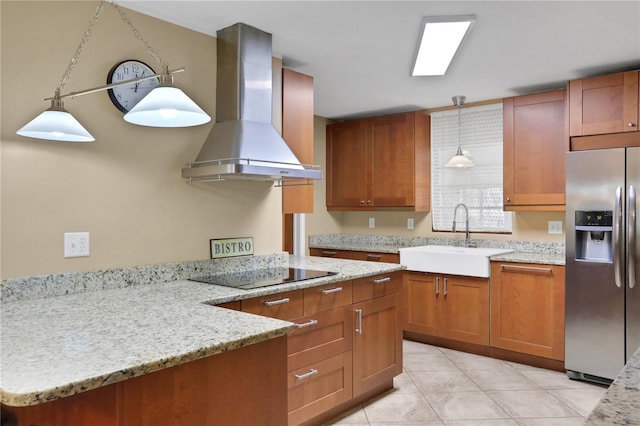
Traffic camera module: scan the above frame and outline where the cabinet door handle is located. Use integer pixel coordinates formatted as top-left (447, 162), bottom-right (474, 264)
top-left (264, 297), bottom-right (290, 306)
top-left (295, 319), bottom-right (318, 328)
top-left (443, 277), bottom-right (448, 296)
top-left (295, 369), bottom-right (318, 380)
top-left (435, 277), bottom-right (440, 295)
top-left (372, 277), bottom-right (391, 284)
top-left (629, 122), bottom-right (636, 127)
top-left (366, 254), bottom-right (382, 260)
top-left (500, 264), bottom-right (553, 275)
top-left (321, 286), bottom-right (343, 295)
top-left (355, 309), bottom-right (363, 334)
top-left (322, 250), bottom-right (337, 256)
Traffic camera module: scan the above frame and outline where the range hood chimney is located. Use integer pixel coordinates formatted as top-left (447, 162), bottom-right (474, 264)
top-left (182, 23), bottom-right (322, 183)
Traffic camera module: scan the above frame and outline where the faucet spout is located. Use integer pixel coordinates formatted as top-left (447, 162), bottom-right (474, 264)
top-left (452, 203), bottom-right (474, 247)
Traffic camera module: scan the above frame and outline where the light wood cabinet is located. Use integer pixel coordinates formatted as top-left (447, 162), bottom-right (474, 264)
top-left (490, 262), bottom-right (565, 361)
top-left (569, 70), bottom-right (639, 137)
top-left (503, 90), bottom-right (568, 211)
top-left (309, 248), bottom-right (399, 264)
top-left (403, 272), bottom-right (490, 346)
top-left (326, 112), bottom-right (430, 211)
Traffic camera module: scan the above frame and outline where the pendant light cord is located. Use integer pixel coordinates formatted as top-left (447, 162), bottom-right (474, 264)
top-left (56, 0), bottom-right (168, 97)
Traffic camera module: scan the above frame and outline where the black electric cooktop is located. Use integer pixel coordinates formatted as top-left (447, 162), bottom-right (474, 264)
top-left (189, 267), bottom-right (338, 290)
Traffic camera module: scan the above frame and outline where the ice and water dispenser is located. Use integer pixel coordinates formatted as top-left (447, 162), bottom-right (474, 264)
top-left (574, 210), bottom-right (613, 262)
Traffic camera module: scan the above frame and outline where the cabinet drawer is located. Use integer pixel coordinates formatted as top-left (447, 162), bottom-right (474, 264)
top-left (303, 281), bottom-right (353, 315)
top-left (352, 271), bottom-right (403, 303)
top-left (287, 351), bottom-right (353, 426)
top-left (288, 307), bottom-right (353, 371)
top-left (241, 290), bottom-right (304, 320)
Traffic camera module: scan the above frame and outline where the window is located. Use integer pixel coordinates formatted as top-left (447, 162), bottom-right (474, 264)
top-left (431, 102), bottom-right (512, 233)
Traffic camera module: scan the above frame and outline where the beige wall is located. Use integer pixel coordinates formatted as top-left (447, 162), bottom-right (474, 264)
top-left (305, 118), bottom-right (566, 245)
top-left (1, 2), bottom-right (285, 279)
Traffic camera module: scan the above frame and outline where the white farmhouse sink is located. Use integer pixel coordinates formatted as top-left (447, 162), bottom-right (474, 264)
top-left (399, 245), bottom-right (514, 278)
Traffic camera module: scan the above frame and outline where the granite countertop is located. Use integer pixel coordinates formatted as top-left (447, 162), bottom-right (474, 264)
top-left (0, 256), bottom-right (403, 407)
top-left (585, 345), bottom-right (640, 425)
top-left (489, 251), bottom-right (565, 266)
top-left (310, 241), bottom-right (405, 254)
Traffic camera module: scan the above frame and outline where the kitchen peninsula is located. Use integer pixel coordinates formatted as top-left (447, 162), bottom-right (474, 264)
top-left (0, 254), bottom-right (403, 425)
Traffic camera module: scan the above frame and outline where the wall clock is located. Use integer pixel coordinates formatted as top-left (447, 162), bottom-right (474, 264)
top-left (106, 60), bottom-right (159, 113)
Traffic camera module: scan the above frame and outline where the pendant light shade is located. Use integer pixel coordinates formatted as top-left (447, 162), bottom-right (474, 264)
top-left (445, 95), bottom-right (474, 168)
top-left (124, 86), bottom-right (211, 127)
top-left (16, 98), bottom-right (94, 142)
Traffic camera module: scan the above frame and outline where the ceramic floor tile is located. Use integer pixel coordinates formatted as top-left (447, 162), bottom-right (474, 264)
top-left (464, 368), bottom-right (540, 391)
top-left (426, 391), bottom-right (510, 420)
top-left (370, 422), bottom-right (444, 426)
top-left (514, 417), bottom-right (587, 425)
top-left (323, 404), bottom-right (368, 425)
top-left (404, 352), bottom-right (460, 372)
top-left (487, 390), bottom-right (580, 418)
top-left (411, 369), bottom-right (481, 395)
top-left (519, 368), bottom-right (605, 390)
top-left (403, 340), bottom-right (444, 354)
top-left (441, 348), bottom-right (512, 370)
top-left (362, 390), bottom-right (440, 423)
top-left (547, 387), bottom-right (609, 417)
top-left (443, 420), bottom-right (520, 426)
top-left (392, 371), bottom-right (420, 393)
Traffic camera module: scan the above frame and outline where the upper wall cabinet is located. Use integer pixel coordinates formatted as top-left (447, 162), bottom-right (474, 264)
top-left (503, 90), bottom-right (568, 211)
top-left (282, 68), bottom-right (314, 214)
top-left (568, 70), bottom-right (640, 151)
top-left (326, 112), bottom-right (430, 211)
top-left (569, 70), bottom-right (639, 137)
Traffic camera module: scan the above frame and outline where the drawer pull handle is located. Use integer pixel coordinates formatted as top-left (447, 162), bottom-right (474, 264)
top-left (372, 277), bottom-right (391, 284)
top-left (500, 264), bottom-right (553, 275)
top-left (321, 286), bottom-right (343, 295)
top-left (322, 251), bottom-right (337, 256)
top-left (355, 309), bottom-right (363, 334)
top-left (264, 297), bottom-right (290, 306)
top-left (367, 254), bottom-right (382, 260)
top-left (295, 319), bottom-right (318, 328)
top-left (295, 369), bottom-right (318, 380)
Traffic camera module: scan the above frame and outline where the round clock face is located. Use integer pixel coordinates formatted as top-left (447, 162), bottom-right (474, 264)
top-left (107, 60), bottom-right (159, 113)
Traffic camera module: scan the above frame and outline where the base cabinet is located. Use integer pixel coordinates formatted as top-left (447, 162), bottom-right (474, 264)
top-left (490, 262), bottom-right (565, 361)
top-left (403, 272), bottom-right (490, 346)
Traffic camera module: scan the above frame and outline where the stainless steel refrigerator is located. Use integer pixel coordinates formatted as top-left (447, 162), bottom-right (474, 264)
top-left (565, 147), bottom-right (639, 384)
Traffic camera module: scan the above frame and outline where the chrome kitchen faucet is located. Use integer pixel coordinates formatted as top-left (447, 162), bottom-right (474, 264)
top-left (453, 203), bottom-right (476, 248)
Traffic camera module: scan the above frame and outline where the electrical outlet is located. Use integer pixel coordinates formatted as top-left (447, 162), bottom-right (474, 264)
top-left (64, 232), bottom-right (90, 258)
top-left (407, 218), bottom-right (414, 230)
top-left (548, 221), bottom-right (563, 235)
top-left (368, 217), bottom-right (375, 228)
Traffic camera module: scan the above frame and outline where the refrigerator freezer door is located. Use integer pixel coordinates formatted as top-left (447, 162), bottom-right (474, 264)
top-left (627, 147), bottom-right (640, 361)
top-left (566, 149), bottom-right (626, 381)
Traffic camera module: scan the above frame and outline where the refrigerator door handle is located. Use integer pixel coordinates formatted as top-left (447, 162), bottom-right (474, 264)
top-left (629, 185), bottom-right (637, 289)
top-left (614, 186), bottom-right (623, 288)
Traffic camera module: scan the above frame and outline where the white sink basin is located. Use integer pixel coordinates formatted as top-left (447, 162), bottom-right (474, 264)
top-left (399, 245), bottom-right (514, 278)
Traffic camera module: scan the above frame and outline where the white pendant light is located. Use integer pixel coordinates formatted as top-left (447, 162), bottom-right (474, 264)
top-left (124, 68), bottom-right (210, 127)
top-left (445, 95), bottom-right (475, 168)
top-left (16, 0), bottom-right (210, 142)
top-left (16, 95), bottom-right (94, 142)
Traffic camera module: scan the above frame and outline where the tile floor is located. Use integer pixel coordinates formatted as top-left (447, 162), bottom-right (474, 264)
top-left (325, 340), bottom-right (608, 426)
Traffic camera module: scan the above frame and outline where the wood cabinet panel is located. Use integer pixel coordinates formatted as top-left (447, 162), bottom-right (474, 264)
top-left (309, 248), bottom-right (399, 264)
top-left (490, 262), bottom-right (565, 360)
top-left (353, 293), bottom-right (402, 396)
top-left (503, 90), bottom-right (567, 210)
top-left (352, 271), bottom-right (403, 303)
top-left (569, 70), bottom-right (639, 137)
top-left (403, 272), bottom-right (443, 336)
top-left (241, 289), bottom-right (304, 320)
top-left (303, 281), bottom-right (353, 316)
top-left (326, 111), bottom-right (430, 211)
top-left (282, 68), bottom-right (314, 214)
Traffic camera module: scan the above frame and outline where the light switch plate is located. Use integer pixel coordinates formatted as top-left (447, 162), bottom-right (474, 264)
top-left (548, 221), bottom-right (563, 235)
top-left (407, 218), bottom-right (414, 230)
top-left (368, 218), bottom-right (375, 228)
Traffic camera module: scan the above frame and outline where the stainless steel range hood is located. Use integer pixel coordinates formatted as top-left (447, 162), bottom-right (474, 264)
top-left (182, 23), bottom-right (322, 183)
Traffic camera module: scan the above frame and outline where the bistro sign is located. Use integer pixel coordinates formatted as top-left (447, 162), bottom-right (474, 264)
top-left (209, 237), bottom-right (254, 259)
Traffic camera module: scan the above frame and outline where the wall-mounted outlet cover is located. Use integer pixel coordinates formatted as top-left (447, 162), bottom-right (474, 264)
top-left (548, 221), bottom-right (563, 235)
top-left (64, 232), bottom-right (90, 258)
top-left (407, 218), bottom-right (414, 230)
top-left (368, 217), bottom-right (375, 228)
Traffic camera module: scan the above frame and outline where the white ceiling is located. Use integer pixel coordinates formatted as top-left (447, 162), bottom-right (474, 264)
top-left (120, 1), bottom-right (640, 120)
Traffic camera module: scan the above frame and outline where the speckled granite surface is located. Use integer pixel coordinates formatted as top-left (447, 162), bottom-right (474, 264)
top-left (0, 255), bottom-right (402, 407)
top-left (309, 233), bottom-right (565, 265)
top-left (585, 345), bottom-right (640, 425)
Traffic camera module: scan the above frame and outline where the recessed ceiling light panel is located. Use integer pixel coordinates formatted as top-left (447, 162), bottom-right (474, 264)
top-left (412, 15), bottom-right (476, 76)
